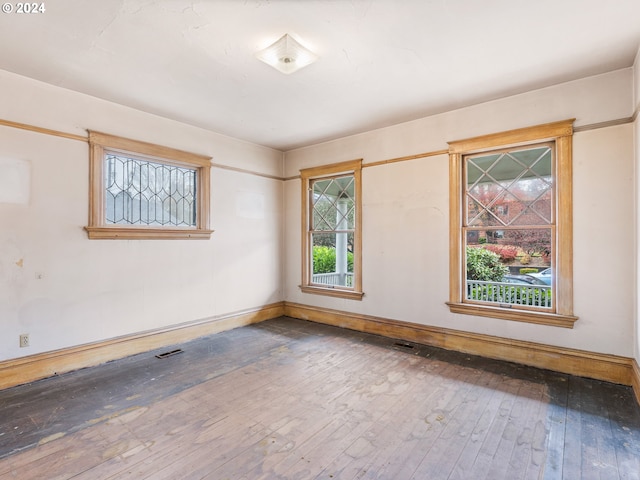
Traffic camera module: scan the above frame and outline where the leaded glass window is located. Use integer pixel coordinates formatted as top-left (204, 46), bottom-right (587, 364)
top-left (300, 159), bottom-right (363, 300)
top-left (310, 174), bottom-right (355, 288)
top-left (448, 120), bottom-right (576, 326)
top-left (463, 143), bottom-right (554, 310)
top-left (105, 153), bottom-right (197, 227)
top-left (85, 131), bottom-right (212, 240)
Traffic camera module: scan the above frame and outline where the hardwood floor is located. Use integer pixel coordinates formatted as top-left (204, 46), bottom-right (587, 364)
top-left (0, 317), bottom-right (638, 479)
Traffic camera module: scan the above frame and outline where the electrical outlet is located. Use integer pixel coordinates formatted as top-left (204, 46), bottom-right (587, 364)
top-left (19, 334), bottom-right (29, 348)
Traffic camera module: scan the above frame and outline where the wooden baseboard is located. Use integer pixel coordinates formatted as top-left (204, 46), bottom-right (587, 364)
top-left (632, 359), bottom-right (640, 405)
top-left (5, 300), bottom-right (638, 407)
top-left (0, 302), bottom-right (285, 390)
top-left (284, 302), bottom-right (634, 387)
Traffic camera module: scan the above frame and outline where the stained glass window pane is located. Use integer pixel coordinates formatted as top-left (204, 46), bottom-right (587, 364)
top-left (105, 153), bottom-right (197, 227)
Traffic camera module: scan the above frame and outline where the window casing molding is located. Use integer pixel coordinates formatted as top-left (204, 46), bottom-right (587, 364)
top-left (85, 131), bottom-right (213, 240)
top-left (446, 120), bottom-right (578, 328)
top-left (300, 159), bottom-right (364, 300)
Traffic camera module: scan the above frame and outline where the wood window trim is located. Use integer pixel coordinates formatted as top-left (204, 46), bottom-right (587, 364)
top-left (447, 119), bottom-right (577, 328)
top-left (85, 131), bottom-right (213, 240)
top-left (300, 159), bottom-right (364, 300)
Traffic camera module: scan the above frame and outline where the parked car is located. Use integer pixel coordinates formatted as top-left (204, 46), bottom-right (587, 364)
top-left (501, 274), bottom-right (548, 286)
top-left (529, 268), bottom-right (552, 285)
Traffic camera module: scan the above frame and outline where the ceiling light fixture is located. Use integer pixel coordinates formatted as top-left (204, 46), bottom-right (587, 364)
top-left (256, 34), bottom-right (318, 75)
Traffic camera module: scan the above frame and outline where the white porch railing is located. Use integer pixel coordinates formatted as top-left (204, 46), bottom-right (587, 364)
top-left (466, 280), bottom-right (552, 308)
top-left (312, 272), bottom-right (354, 287)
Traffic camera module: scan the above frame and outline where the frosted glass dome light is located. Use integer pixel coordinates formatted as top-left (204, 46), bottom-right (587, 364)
top-left (256, 34), bottom-right (318, 74)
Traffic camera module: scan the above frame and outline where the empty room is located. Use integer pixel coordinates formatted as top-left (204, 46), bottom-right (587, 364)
top-left (1, 1), bottom-right (640, 478)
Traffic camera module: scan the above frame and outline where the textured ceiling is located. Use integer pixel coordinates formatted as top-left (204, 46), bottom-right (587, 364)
top-left (1, 0), bottom-right (639, 151)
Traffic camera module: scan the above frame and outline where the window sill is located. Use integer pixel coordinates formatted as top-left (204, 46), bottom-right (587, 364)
top-left (446, 302), bottom-right (577, 328)
top-left (300, 285), bottom-right (364, 301)
top-left (85, 226), bottom-right (213, 240)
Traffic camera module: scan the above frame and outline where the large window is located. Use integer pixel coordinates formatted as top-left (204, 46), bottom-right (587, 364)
top-left (447, 120), bottom-right (577, 327)
top-left (300, 160), bottom-right (363, 300)
top-left (85, 131), bottom-right (212, 239)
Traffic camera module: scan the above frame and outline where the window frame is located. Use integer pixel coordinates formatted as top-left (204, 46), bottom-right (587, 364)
top-left (446, 120), bottom-right (577, 328)
top-left (300, 159), bottom-right (364, 300)
top-left (85, 131), bottom-right (213, 240)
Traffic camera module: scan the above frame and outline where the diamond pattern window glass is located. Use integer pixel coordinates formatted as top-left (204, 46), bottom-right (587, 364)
top-left (463, 143), bottom-right (554, 311)
top-left (447, 120), bottom-right (577, 328)
top-left (300, 160), bottom-right (363, 300)
top-left (310, 175), bottom-right (356, 288)
top-left (105, 153), bottom-right (197, 227)
top-left (311, 176), bottom-right (355, 231)
top-left (466, 144), bottom-right (553, 228)
top-left (85, 131), bottom-right (212, 240)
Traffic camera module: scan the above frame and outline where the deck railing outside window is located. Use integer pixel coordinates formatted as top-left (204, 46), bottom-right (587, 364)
top-left (466, 280), bottom-right (552, 308)
top-left (312, 272), bottom-right (354, 288)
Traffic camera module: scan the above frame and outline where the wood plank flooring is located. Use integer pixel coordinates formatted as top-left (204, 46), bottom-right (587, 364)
top-left (0, 317), bottom-right (639, 479)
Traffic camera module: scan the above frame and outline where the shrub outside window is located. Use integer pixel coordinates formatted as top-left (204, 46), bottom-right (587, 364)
top-left (85, 131), bottom-right (213, 239)
top-left (447, 120), bottom-right (577, 328)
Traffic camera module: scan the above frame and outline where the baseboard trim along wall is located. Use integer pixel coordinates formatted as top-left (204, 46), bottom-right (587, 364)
top-left (632, 360), bottom-right (640, 405)
top-left (0, 302), bottom-right (285, 390)
top-left (284, 302), bottom-right (636, 388)
top-left (3, 301), bottom-right (639, 408)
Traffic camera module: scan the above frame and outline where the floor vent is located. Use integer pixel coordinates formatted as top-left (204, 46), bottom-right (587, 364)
top-left (393, 342), bottom-right (416, 350)
top-left (155, 349), bottom-right (184, 359)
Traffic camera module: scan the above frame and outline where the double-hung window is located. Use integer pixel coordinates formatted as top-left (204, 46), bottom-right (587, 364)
top-left (447, 120), bottom-right (577, 327)
top-left (85, 131), bottom-right (212, 239)
top-left (300, 159), bottom-right (363, 300)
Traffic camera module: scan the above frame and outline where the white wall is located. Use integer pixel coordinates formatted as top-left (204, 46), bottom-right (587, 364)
top-left (2, 63), bottom-right (637, 364)
top-left (0, 70), bottom-right (284, 361)
top-left (284, 69), bottom-right (637, 357)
